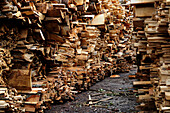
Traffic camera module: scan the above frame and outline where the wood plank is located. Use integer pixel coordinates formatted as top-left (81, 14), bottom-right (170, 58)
top-left (130, 0), bottom-right (155, 4)
top-left (91, 14), bottom-right (105, 25)
top-left (135, 6), bottom-right (155, 17)
top-left (133, 81), bottom-right (152, 86)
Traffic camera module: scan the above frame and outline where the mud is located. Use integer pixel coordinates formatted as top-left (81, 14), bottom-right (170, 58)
top-left (45, 66), bottom-right (138, 113)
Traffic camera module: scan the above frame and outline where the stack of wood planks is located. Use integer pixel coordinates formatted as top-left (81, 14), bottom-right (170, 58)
top-left (133, 0), bottom-right (170, 112)
top-left (0, 0), bottom-right (135, 112)
top-left (132, 0), bottom-right (157, 111)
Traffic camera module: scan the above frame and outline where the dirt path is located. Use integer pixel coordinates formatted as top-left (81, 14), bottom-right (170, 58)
top-left (45, 66), bottom-right (138, 113)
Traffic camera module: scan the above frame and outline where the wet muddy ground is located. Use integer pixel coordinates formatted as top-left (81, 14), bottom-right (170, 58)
top-left (45, 66), bottom-right (139, 113)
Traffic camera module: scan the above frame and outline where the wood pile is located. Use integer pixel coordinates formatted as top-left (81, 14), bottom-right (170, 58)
top-left (0, 0), bottom-right (135, 112)
top-left (133, 0), bottom-right (170, 112)
top-left (132, 0), bottom-right (158, 111)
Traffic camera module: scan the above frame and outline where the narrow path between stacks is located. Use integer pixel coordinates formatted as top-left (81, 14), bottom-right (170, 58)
top-left (45, 66), bottom-right (138, 113)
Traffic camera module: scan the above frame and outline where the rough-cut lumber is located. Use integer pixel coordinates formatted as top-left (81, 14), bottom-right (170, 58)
top-left (0, 0), bottom-right (135, 112)
top-left (7, 69), bottom-right (32, 91)
top-left (91, 14), bottom-right (105, 25)
top-left (130, 0), bottom-right (155, 4)
top-left (133, 0), bottom-right (170, 112)
top-left (133, 81), bottom-right (152, 86)
top-left (135, 6), bottom-right (155, 17)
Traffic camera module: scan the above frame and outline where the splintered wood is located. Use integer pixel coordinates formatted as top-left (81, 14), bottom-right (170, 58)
top-left (133, 0), bottom-right (170, 112)
top-left (0, 0), bottom-right (134, 112)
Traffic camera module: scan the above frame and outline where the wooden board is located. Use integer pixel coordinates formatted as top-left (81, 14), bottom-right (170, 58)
top-left (24, 104), bottom-right (36, 112)
top-left (130, 0), bottom-right (155, 4)
top-left (91, 14), bottom-right (105, 25)
top-left (74, 0), bottom-right (83, 5)
top-left (135, 6), bottom-right (155, 17)
top-left (165, 92), bottom-right (170, 100)
top-left (7, 69), bottom-right (32, 90)
top-left (133, 81), bottom-right (152, 86)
